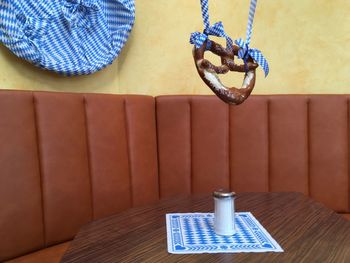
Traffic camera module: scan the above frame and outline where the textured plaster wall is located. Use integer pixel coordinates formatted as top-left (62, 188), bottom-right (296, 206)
top-left (0, 0), bottom-right (349, 95)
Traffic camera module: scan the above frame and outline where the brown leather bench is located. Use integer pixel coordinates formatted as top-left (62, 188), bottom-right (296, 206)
top-left (1, 91), bottom-right (349, 262)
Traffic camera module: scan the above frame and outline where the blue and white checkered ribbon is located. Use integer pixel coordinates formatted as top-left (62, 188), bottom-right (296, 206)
top-left (235, 0), bottom-right (269, 77)
top-left (190, 0), bottom-right (233, 51)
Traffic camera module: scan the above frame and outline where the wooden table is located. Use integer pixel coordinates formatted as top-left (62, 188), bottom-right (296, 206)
top-left (61, 192), bottom-right (350, 262)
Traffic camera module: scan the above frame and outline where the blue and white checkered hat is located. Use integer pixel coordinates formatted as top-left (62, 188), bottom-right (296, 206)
top-left (0, 0), bottom-right (135, 76)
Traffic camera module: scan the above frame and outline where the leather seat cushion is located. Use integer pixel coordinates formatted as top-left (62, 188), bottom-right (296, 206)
top-left (341, 214), bottom-right (350, 221)
top-left (5, 242), bottom-right (70, 263)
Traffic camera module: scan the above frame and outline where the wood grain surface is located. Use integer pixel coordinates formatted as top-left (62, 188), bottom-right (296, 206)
top-left (61, 192), bottom-right (350, 262)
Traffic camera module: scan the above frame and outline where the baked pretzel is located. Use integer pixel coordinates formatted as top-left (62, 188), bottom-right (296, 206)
top-left (193, 40), bottom-right (259, 105)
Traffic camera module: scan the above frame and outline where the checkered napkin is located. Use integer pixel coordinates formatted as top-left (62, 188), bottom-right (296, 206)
top-left (166, 212), bottom-right (283, 254)
top-left (0, 0), bottom-right (135, 75)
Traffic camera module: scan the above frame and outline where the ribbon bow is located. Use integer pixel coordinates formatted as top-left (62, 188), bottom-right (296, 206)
top-left (190, 21), bottom-right (233, 51)
top-left (62, 0), bottom-right (99, 29)
top-left (235, 38), bottom-right (269, 77)
top-left (190, 0), bottom-right (233, 51)
top-left (233, 0), bottom-right (269, 77)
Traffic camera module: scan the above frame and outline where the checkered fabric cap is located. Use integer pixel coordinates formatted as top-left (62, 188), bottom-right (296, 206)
top-left (0, 0), bottom-right (135, 76)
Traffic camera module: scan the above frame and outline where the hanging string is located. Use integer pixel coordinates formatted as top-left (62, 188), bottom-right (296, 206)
top-left (190, 0), bottom-right (269, 77)
top-left (235, 0), bottom-right (269, 76)
top-left (200, 0), bottom-right (210, 29)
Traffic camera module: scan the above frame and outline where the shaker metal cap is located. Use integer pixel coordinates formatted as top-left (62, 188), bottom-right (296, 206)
top-left (213, 189), bottom-right (236, 198)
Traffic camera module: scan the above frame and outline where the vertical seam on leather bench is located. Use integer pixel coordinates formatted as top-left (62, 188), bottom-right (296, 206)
top-left (307, 97), bottom-right (311, 197)
top-left (346, 98), bottom-right (350, 213)
top-left (267, 98), bottom-right (271, 192)
top-left (124, 98), bottom-right (134, 206)
top-left (83, 95), bottom-right (94, 220)
top-left (155, 98), bottom-right (161, 200)
top-left (32, 92), bottom-right (46, 246)
top-left (189, 97), bottom-right (193, 194)
top-left (228, 104), bottom-right (232, 191)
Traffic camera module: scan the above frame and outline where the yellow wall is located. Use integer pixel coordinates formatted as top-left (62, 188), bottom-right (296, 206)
top-left (0, 0), bottom-right (349, 95)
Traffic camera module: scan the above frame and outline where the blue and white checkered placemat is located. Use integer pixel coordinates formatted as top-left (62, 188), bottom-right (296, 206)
top-left (166, 212), bottom-right (283, 254)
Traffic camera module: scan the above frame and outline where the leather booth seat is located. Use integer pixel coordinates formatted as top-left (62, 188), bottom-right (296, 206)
top-left (1, 91), bottom-right (349, 262)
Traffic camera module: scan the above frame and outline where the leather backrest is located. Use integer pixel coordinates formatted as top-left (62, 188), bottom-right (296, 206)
top-left (0, 91), bottom-right (159, 261)
top-left (156, 95), bottom-right (350, 214)
top-left (2, 91), bottom-right (350, 260)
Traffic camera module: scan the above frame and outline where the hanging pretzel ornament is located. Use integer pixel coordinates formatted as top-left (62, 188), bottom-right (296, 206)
top-left (191, 0), bottom-right (269, 105)
top-left (193, 40), bottom-right (258, 105)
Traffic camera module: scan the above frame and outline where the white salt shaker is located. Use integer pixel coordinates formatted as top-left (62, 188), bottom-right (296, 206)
top-left (213, 190), bottom-right (236, 236)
